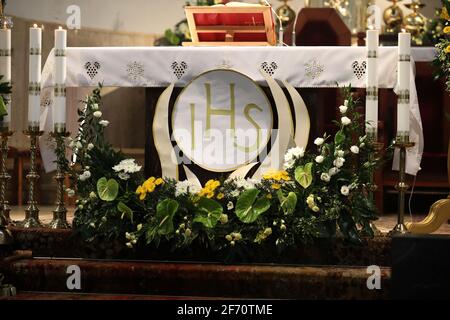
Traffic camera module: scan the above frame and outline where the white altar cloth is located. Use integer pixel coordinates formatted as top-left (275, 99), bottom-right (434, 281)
top-left (39, 46), bottom-right (435, 174)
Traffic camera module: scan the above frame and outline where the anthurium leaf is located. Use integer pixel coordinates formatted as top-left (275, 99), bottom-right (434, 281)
top-left (0, 96), bottom-right (7, 117)
top-left (193, 197), bottom-right (223, 228)
top-left (97, 177), bottom-right (119, 202)
top-left (335, 130), bottom-right (345, 146)
top-left (236, 189), bottom-right (270, 224)
top-left (118, 202), bottom-right (133, 223)
top-left (281, 192), bottom-right (297, 215)
top-left (295, 162), bottom-right (313, 189)
top-left (155, 199), bottom-right (178, 236)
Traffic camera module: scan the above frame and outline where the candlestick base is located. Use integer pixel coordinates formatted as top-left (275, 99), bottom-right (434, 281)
top-left (389, 137), bottom-right (416, 236)
top-left (20, 128), bottom-right (44, 229)
top-left (49, 131), bottom-right (71, 230)
top-left (0, 130), bottom-right (13, 228)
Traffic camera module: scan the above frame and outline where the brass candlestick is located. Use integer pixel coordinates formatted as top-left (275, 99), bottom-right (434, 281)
top-left (0, 129), bottom-right (12, 224)
top-left (49, 126), bottom-right (70, 229)
top-left (366, 129), bottom-right (383, 236)
top-left (20, 126), bottom-right (43, 228)
top-left (404, 1), bottom-right (426, 45)
top-left (390, 133), bottom-right (415, 235)
top-left (0, 128), bottom-right (12, 245)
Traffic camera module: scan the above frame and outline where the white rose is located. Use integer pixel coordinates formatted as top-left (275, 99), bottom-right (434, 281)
top-left (66, 189), bottom-right (75, 197)
top-left (99, 120), bottom-right (109, 127)
top-left (315, 155), bottom-right (324, 164)
top-left (341, 116), bottom-right (351, 126)
top-left (320, 173), bottom-right (331, 182)
top-left (84, 170), bottom-right (91, 179)
top-left (314, 138), bottom-right (324, 146)
top-left (350, 146), bottom-right (360, 154)
top-left (339, 105), bottom-right (348, 114)
top-left (87, 143), bottom-right (94, 150)
top-left (341, 185), bottom-right (350, 196)
top-left (227, 201), bottom-right (234, 210)
top-left (333, 157), bottom-right (345, 168)
top-left (328, 167), bottom-right (339, 176)
top-left (335, 150), bottom-right (345, 157)
top-left (93, 111), bottom-right (102, 118)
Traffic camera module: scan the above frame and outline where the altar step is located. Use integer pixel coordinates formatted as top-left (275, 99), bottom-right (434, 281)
top-left (1, 257), bottom-right (391, 299)
top-left (1, 292), bottom-right (227, 300)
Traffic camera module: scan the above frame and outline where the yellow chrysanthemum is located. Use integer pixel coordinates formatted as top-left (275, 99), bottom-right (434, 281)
top-left (136, 185), bottom-right (145, 195)
top-left (441, 7), bottom-right (450, 21)
top-left (217, 193), bottom-right (225, 200)
top-left (199, 179), bottom-right (221, 198)
top-left (446, 45), bottom-right (450, 53)
top-left (444, 26), bottom-right (450, 34)
top-left (263, 170), bottom-right (291, 182)
top-left (155, 178), bottom-right (164, 185)
top-left (271, 183), bottom-right (281, 190)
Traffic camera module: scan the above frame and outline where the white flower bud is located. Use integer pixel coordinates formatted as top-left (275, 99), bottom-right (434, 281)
top-left (314, 138), bottom-right (324, 146)
top-left (93, 111), bottom-right (102, 118)
top-left (315, 155), bottom-right (324, 164)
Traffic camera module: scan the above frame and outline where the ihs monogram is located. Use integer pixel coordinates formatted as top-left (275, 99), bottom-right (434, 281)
top-left (305, 60), bottom-right (324, 80)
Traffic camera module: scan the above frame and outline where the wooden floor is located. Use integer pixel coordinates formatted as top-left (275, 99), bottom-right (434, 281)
top-left (8, 206), bottom-right (450, 235)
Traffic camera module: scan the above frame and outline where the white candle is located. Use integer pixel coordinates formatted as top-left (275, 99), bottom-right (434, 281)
top-left (53, 26), bottom-right (67, 128)
top-left (397, 31), bottom-right (411, 135)
top-left (0, 27), bottom-right (11, 128)
top-left (366, 28), bottom-right (379, 135)
top-left (28, 24), bottom-right (42, 125)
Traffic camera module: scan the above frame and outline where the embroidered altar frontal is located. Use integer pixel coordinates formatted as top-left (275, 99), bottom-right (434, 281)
top-left (39, 46), bottom-right (433, 175)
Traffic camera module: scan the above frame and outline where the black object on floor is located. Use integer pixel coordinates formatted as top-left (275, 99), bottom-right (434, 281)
top-left (391, 234), bottom-right (450, 300)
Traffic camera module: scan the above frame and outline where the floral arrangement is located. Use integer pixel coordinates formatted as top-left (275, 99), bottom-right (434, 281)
top-left (65, 85), bottom-right (384, 257)
top-left (433, 1), bottom-right (450, 92)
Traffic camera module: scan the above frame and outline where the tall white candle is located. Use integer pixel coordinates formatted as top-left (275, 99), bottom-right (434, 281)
top-left (366, 28), bottom-right (379, 135)
top-left (397, 31), bottom-right (411, 135)
top-left (0, 27), bottom-right (11, 129)
top-left (28, 24), bottom-right (42, 126)
top-left (53, 26), bottom-right (67, 129)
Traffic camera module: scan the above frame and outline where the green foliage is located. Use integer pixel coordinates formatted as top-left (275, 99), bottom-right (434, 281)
top-left (193, 197), bottom-right (223, 228)
top-left (295, 163), bottom-right (313, 189)
top-left (97, 177), bottom-right (119, 202)
top-left (235, 189), bottom-right (271, 223)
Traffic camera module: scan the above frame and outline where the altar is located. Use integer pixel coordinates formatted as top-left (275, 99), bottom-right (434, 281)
top-left (38, 46), bottom-right (433, 177)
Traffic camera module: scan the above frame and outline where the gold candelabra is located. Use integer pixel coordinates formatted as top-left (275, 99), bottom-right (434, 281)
top-left (383, 0), bottom-right (404, 34)
top-left (20, 126), bottom-right (43, 228)
top-left (49, 126), bottom-right (70, 229)
top-left (390, 133), bottom-right (415, 234)
top-left (0, 128), bottom-right (12, 245)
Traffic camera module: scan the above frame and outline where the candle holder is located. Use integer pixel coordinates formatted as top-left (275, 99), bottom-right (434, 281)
top-left (390, 133), bottom-right (415, 235)
top-left (0, 127), bottom-right (12, 245)
top-left (366, 130), bottom-right (383, 236)
top-left (49, 125), bottom-right (70, 229)
top-left (20, 126), bottom-right (43, 228)
top-left (0, 128), bottom-right (12, 225)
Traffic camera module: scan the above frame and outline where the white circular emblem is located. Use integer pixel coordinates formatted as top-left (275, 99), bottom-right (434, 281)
top-left (172, 69), bottom-right (273, 172)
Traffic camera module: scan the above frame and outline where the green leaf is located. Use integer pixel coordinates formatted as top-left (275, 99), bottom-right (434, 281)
top-left (193, 197), bottom-right (223, 228)
top-left (335, 130), bottom-right (345, 146)
top-left (155, 199), bottom-right (178, 236)
top-left (235, 189), bottom-right (270, 224)
top-left (118, 202), bottom-right (133, 223)
top-left (295, 163), bottom-right (313, 189)
top-left (277, 190), bottom-right (297, 215)
top-left (0, 96), bottom-right (7, 117)
top-left (97, 177), bottom-right (119, 202)
top-left (164, 29), bottom-right (180, 45)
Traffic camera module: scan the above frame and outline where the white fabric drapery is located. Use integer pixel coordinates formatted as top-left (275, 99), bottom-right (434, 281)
top-left (39, 46), bottom-right (434, 174)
